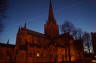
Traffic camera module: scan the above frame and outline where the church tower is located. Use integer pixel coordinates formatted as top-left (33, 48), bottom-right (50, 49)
top-left (44, 0), bottom-right (59, 38)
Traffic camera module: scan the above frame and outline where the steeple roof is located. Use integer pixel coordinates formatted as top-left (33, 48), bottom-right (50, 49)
top-left (47, 0), bottom-right (56, 24)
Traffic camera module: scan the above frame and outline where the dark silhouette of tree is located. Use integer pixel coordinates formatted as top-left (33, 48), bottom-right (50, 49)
top-left (83, 32), bottom-right (91, 53)
top-left (61, 21), bottom-right (75, 62)
top-left (0, 0), bottom-right (8, 33)
top-left (61, 21), bottom-right (85, 62)
top-left (74, 39), bottom-right (84, 60)
top-left (61, 21), bottom-right (83, 40)
top-left (73, 28), bottom-right (83, 40)
top-left (61, 21), bottom-right (75, 34)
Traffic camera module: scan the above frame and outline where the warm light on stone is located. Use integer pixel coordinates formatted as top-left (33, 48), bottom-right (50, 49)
top-left (37, 53), bottom-right (39, 57)
top-left (94, 56), bottom-right (96, 58)
top-left (92, 60), bottom-right (96, 62)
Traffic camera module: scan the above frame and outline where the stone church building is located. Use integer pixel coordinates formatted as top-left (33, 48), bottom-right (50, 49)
top-left (0, 0), bottom-right (84, 63)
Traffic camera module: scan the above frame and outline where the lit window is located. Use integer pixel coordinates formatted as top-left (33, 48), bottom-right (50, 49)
top-left (37, 53), bottom-right (39, 57)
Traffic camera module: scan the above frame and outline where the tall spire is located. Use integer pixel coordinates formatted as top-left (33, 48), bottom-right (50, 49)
top-left (48, 0), bottom-right (56, 24)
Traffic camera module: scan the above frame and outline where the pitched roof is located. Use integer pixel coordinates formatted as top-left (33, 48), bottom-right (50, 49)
top-left (0, 43), bottom-right (15, 48)
top-left (20, 28), bottom-right (45, 37)
top-left (27, 29), bottom-right (45, 37)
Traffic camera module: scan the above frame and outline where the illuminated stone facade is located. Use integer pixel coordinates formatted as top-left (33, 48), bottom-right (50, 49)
top-left (0, 43), bottom-right (15, 63)
top-left (0, 0), bottom-right (84, 63)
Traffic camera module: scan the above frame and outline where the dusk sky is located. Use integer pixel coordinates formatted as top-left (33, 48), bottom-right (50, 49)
top-left (0, 0), bottom-right (96, 44)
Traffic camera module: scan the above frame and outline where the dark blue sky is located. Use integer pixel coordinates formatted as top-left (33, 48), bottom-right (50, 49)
top-left (0, 0), bottom-right (96, 44)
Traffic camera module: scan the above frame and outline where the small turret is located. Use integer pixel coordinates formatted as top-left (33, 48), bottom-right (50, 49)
top-left (7, 39), bottom-right (9, 44)
top-left (18, 26), bottom-right (21, 32)
top-left (24, 22), bottom-right (27, 29)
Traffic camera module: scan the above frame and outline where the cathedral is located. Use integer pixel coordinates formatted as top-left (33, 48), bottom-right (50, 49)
top-left (0, 0), bottom-right (85, 63)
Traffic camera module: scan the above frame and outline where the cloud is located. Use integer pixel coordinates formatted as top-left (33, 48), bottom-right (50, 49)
top-left (0, 0), bottom-right (8, 34)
